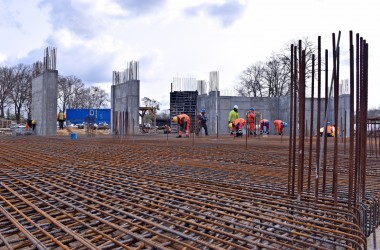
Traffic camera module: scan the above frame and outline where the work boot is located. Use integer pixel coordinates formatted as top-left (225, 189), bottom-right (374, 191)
top-left (176, 135), bottom-right (182, 138)
top-left (205, 133), bottom-right (209, 136)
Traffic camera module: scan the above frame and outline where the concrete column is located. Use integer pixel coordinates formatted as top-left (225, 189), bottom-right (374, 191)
top-left (32, 70), bottom-right (58, 136)
top-left (111, 80), bottom-right (140, 135)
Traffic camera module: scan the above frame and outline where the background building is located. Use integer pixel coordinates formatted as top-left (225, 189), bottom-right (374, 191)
top-left (66, 109), bottom-right (111, 125)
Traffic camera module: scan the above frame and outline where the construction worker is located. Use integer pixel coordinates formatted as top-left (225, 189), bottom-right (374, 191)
top-left (172, 114), bottom-right (190, 138)
top-left (228, 105), bottom-right (239, 135)
top-left (274, 120), bottom-right (287, 135)
top-left (247, 107), bottom-right (255, 135)
top-left (259, 119), bottom-right (270, 135)
top-left (57, 110), bottom-right (66, 130)
top-left (163, 124), bottom-right (172, 134)
top-left (232, 118), bottom-right (246, 137)
top-left (326, 122), bottom-right (334, 137)
top-left (31, 119), bottom-right (36, 131)
top-left (196, 108), bottom-right (208, 136)
top-left (320, 122), bottom-right (334, 137)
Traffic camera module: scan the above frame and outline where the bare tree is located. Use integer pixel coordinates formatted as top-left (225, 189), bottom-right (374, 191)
top-left (58, 75), bottom-right (85, 112)
top-left (281, 37), bottom-right (317, 91)
top-left (235, 62), bottom-right (265, 97)
top-left (141, 97), bottom-right (160, 124)
top-left (9, 64), bottom-right (32, 123)
top-left (72, 86), bottom-right (109, 109)
top-left (69, 80), bottom-right (86, 109)
top-left (24, 79), bottom-right (32, 119)
top-left (236, 37), bottom-right (316, 98)
top-left (89, 86), bottom-right (109, 108)
top-left (262, 54), bottom-right (289, 97)
top-left (0, 66), bottom-right (12, 118)
top-left (142, 97), bottom-right (160, 110)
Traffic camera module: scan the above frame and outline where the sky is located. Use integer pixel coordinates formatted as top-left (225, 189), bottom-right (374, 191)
top-left (0, 0), bottom-right (379, 110)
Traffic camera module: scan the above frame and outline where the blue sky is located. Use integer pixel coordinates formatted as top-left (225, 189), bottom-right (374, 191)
top-left (0, 0), bottom-right (379, 110)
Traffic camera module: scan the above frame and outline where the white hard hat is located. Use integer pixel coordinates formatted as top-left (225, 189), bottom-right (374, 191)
top-left (234, 105), bottom-right (238, 109)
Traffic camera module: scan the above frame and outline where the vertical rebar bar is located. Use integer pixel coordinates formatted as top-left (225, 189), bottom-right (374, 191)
top-left (322, 49), bottom-right (328, 194)
top-left (246, 112), bottom-right (248, 150)
top-left (341, 115), bottom-right (343, 143)
top-left (348, 31), bottom-right (354, 208)
top-left (292, 45), bottom-right (298, 196)
top-left (344, 111), bottom-right (347, 154)
top-left (332, 32), bottom-right (339, 205)
top-left (298, 42), bottom-right (306, 198)
top-left (354, 33), bottom-right (360, 205)
top-left (359, 37), bottom-right (364, 201)
top-left (315, 36), bottom-right (322, 200)
top-left (308, 54), bottom-right (315, 192)
top-left (375, 120), bottom-right (378, 158)
top-left (288, 44), bottom-right (294, 196)
top-left (361, 41), bottom-right (369, 199)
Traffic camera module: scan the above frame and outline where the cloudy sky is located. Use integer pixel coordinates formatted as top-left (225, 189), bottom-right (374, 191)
top-left (0, 0), bottom-right (379, 110)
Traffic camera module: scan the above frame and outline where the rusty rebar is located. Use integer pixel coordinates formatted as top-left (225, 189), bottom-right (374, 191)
top-left (288, 44), bottom-right (294, 196)
top-left (308, 54), bottom-right (315, 192)
top-left (349, 30), bottom-right (354, 208)
top-left (315, 36), bottom-right (322, 200)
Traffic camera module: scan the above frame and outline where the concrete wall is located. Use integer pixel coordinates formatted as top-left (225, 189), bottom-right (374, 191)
top-left (197, 93), bottom-right (350, 136)
top-left (111, 80), bottom-right (140, 134)
top-left (31, 70), bottom-right (58, 136)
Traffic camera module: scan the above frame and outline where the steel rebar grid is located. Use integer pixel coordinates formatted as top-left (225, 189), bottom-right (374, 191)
top-left (0, 136), bottom-right (372, 249)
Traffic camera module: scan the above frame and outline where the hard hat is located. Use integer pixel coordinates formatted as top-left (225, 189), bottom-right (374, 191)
top-left (327, 121), bottom-right (331, 125)
top-left (249, 107), bottom-right (255, 111)
top-left (172, 116), bottom-right (178, 123)
top-left (283, 122), bottom-right (288, 127)
top-left (229, 122), bottom-right (233, 129)
top-left (201, 108), bottom-right (206, 113)
top-left (233, 105), bottom-right (238, 109)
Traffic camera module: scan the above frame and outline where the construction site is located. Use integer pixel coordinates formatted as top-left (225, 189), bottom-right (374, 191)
top-left (1, 30), bottom-right (379, 250)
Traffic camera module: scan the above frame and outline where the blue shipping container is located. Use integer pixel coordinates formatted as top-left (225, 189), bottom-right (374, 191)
top-left (66, 109), bottom-right (111, 125)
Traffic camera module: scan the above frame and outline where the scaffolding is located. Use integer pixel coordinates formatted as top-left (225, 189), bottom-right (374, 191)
top-left (170, 91), bottom-right (198, 133)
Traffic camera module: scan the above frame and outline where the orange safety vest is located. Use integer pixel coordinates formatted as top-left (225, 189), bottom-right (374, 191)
top-left (247, 111), bottom-right (255, 123)
top-left (177, 114), bottom-right (190, 124)
top-left (233, 118), bottom-right (246, 127)
top-left (326, 125), bottom-right (333, 134)
top-left (274, 120), bottom-right (284, 133)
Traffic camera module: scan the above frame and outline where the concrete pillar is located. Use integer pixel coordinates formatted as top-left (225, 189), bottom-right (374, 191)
top-left (111, 80), bottom-right (140, 135)
top-left (31, 70), bottom-right (58, 136)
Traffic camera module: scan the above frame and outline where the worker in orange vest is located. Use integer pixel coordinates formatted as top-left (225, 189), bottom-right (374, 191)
top-left (247, 107), bottom-right (255, 135)
top-left (274, 120), bottom-right (287, 135)
top-left (326, 122), bottom-right (334, 137)
top-left (232, 118), bottom-right (246, 137)
top-left (319, 122), bottom-right (334, 137)
top-left (172, 114), bottom-right (191, 138)
top-left (259, 119), bottom-right (270, 135)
